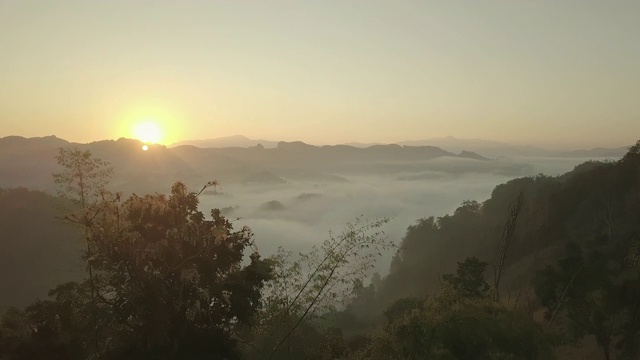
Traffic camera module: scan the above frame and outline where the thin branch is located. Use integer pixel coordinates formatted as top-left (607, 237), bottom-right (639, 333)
top-left (492, 190), bottom-right (524, 301)
top-left (548, 266), bottom-right (582, 330)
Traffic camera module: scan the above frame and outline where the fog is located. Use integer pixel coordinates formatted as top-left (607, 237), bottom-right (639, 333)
top-left (198, 156), bottom-right (601, 275)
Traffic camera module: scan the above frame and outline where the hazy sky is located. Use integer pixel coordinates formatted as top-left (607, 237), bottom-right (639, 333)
top-left (1, 1), bottom-right (638, 148)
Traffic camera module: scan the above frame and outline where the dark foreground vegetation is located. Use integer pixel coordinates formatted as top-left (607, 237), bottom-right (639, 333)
top-left (1, 141), bottom-right (640, 359)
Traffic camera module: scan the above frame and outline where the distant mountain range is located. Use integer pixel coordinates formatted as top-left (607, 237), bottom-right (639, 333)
top-left (397, 137), bottom-right (548, 157)
top-left (552, 147), bottom-right (630, 158)
top-left (171, 135), bottom-right (279, 149)
top-left (173, 135), bottom-right (629, 158)
top-left (0, 136), bottom-right (490, 194)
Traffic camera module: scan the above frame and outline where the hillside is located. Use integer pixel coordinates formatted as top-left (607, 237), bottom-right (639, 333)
top-left (0, 188), bottom-right (84, 312)
top-left (341, 143), bottom-right (640, 335)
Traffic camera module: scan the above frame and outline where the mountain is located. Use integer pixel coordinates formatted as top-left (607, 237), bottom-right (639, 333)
top-left (340, 141), bottom-right (383, 148)
top-left (171, 135), bottom-right (630, 159)
top-left (3, 135), bottom-right (629, 198)
top-left (397, 136), bottom-right (550, 157)
top-left (457, 150), bottom-right (491, 161)
top-left (352, 142), bottom-right (640, 322)
top-left (397, 136), bottom-right (632, 158)
top-left (398, 136), bottom-right (508, 149)
top-left (170, 135), bottom-right (279, 149)
top-left (553, 146), bottom-right (628, 158)
top-left (0, 136), bottom-right (494, 194)
top-left (0, 135), bottom-right (74, 191)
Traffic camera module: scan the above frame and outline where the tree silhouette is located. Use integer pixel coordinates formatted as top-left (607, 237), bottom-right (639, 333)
top-left (52, 147), bottom-right (113, 353)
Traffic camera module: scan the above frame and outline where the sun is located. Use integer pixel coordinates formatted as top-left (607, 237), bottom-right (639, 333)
top-left (132, 121), bottom-right (162, 144)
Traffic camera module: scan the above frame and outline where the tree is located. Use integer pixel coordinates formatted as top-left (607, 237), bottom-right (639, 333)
top-left (492, 190), bottom-right (524, 301)
top-left (352, 294), bottom-right (553, 360)
top-left (82, 181), bottom-right (274, 359)
top-left (350, 252), bottom-right (552, 360)
top-left (1, 181), bottom-right (275, 360)
top-left (52, 147), bottom-right (114, 353)
top-left (442, 257), bottom-right (490, 299)
top-left (238, 218), bottom-right (394, 360)
top-left (533, 243), bottom-right (626, 360)
top-left (53, 147), bottom-right (114, 210)
top-left (210, 179), bottom-right (220, 195)
top-left (623, 139), bottom-right (640, 163)
top-left (0, 282), bottom-right (95, 360)
top-left (47, 149), bottom-right (278, 359)
top-left (619, 241), bottom-right (640, 359)
top-left (382, 297), bottom-right (423, 324)
top-left (0, 308), bottom-right (30, 359)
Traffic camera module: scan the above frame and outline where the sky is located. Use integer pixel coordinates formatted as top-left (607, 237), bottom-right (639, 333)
top-left (1, 0), bottom-right (639, 149)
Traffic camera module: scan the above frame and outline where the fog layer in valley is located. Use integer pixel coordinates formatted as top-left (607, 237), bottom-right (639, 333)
top-left (0, 133), bottom-right (620, 311)
top-left (199, 156), bottom-right (604, 274)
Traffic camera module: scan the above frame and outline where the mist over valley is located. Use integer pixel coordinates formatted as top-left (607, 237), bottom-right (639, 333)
top-left (0, 135), bottom-right (622, 307)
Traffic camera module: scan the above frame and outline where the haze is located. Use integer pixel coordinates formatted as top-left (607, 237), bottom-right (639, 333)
top-left (3, 3), bottom-right (640, 356)
top-left (1, 1), bottom-right (639, 149)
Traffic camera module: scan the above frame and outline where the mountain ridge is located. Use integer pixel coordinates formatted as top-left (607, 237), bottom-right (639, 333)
top-left (0, 135), bottom-right (489, 194)
top-left (172, 135), bottom-right (629, 158)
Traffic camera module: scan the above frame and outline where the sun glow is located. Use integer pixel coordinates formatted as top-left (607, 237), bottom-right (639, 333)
top-left (116, 102), bottom-right (183, 145)
top-left (132, 121), bottom-right (162, 144)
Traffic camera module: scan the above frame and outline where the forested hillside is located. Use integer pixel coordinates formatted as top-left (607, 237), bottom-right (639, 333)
top-left (0, 188), bottom-right (83, 312)
top-left (377, 157), bottom-right (635, 303)
top-left (338, 141), bottom-right (640, 359)
top-left (381, 148), bottom-right (640, 296)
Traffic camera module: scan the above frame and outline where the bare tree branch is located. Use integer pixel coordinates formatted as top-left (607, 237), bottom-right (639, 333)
top-left (492, 190), bottom-right (524, 301)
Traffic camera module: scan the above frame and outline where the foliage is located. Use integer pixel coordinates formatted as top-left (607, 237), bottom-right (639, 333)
top-left (52, 147), bottom-right (113, 210)
top-left (352, 295), bottom-right (554, 360)
top-left (349, 258), bottom-right (553, 360)
top-left (491, 190), bottom-right (524, 301)
top-left (0, 283), bottom-right (94, 360)
top-left (239, 217), bottom-right (394, 359)
top-left (51, 147), bottom-right (118, 355)
top-left (369, 141), bottom-right (640, 322)
top-left (533, 241), bottom-right (637, 359)
top-left (531, 141), bottom-right (640, 359)
top-left (442, 257), bottom-right (490, 299)
top-left (72, 182), bottom-right (271, 359)
top-left (1, 149), bottom-right (274, 360)
top-left (382, 297), bottom-right (423, 324)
